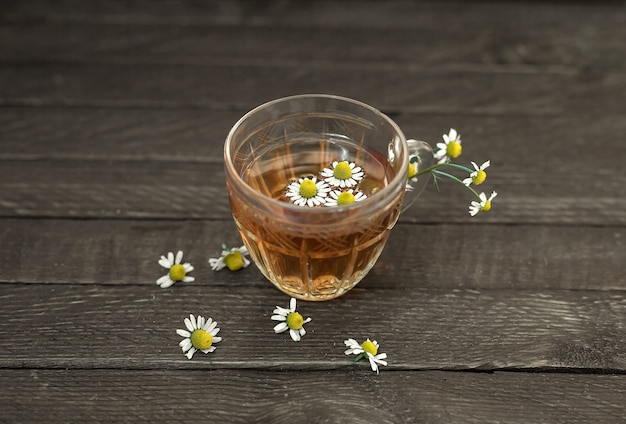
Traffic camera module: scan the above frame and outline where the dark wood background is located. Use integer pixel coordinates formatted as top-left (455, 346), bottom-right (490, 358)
top-left (1, 1), bottom-right (624, 422)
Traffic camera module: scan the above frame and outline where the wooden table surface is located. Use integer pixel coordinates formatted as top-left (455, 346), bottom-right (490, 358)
top-left (1, 1), bottom-right (625, 422)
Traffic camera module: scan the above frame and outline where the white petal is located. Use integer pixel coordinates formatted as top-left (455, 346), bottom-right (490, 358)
top-left (175, 251), bottom-right (183, 264)
top-left (299, 327), bottom-right (306, 337)
top-left (271, 315), bottom-right (287, 321)
top-left (156, 274), bottom-right (170, 286)
top-left (289, 329), bottom-right (301, 342)
top-left (180, 339), bottom-right (192, 352)
top-left (303, 317), bottom-right (312, 325)
top-left (197, 315), bottom-right (205, 329)
top-left (158, 278), bottom-right (174, 288)
top-left (167, 252), bottom-right (174, 264)
top-left (209, 258), bottom-right (226, 271)
top-left (274, 322), bottom-right (289, 333)
top-left (212, 336), bottom-right (222, 343)
top-left (184, 317), bottom-right (194, 332)
top-left (368, 356), bottom-right (379, 373)
top-left (183, 263), bottom-right (194, 272)
top-left (176, 329), bottom-right (191, 338)
top-left (186, 347), bottom-right (196, 359)
top-left (289, 297), bottom-right (297, 312)
top-left (158, 256), bottom-right (171, 268)
top-left (206, 320), bottom-right (217, 333)
top-left (182, 276), bottom-right (195, 283)
top-left (273, 306), bottom-right (290, 315)
top-left (209, 327), bottom-right (220, 337)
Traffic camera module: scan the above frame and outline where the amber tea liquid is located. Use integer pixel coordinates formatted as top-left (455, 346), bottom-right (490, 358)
top-left (228, 137), bottom-right (403, 300)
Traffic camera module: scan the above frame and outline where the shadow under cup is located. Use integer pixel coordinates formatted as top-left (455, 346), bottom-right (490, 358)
top-left (224, 95), bottom-right (410, 301)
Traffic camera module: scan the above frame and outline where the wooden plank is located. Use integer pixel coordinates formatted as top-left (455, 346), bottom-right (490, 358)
top-left (1, 219), bottom-right (624, 291)
top-left (1, 155), bottom-right (625, 225)
top-left (1, 18), bottom-right (624, 68)
top-left (0, 369), bottom-right (624, 423)
top-left (0, 284), bottom-right (624, 371)
top-left (2, 108), bottom-right (625, 166)
top-left (0, 61), bottom-right (623, 117)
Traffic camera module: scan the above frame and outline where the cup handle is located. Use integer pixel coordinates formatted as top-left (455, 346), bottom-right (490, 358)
top-left (401, 139), bottom-right (435, 212)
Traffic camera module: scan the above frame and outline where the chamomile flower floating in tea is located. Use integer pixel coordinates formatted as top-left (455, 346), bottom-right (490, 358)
top-left (344, 338), bottom-right (388, 374)
top-left (157, 250), bottom-right (195, 288)
top-left (271, 297), bottom-right (312, 342)
top-left (469, 191), bottom-right (498, 216)
top-left (463, 161), bottom-right (490, 186)
top-left (434, 128), bottom-right (462, 164)
top-left (324, 189), bottom-right (367, 207)
top-left (176, 314), bottom-right (222, 359)
top-left (321, 160), bottom-right (364, 188)
top-left (285, 177), bottom-right (332, 207)
top-left (209, 245), bottom-right (250, 271)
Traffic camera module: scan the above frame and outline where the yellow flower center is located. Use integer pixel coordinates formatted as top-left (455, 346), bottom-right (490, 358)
top-left (407, 162), bottom-right (417, 179)
top-left (190, 329), bottom-right (213, 350)
top-left (299, 180), bottom-right (317, 198)
top-left (361, 340), bottom-right (378, 356)
top-left (169, 264), bottom-right (186, 281)
top-left (446, 141), bottom-right (462, 158)
top-left (481, 201), bottom-right (492, 212)
top-left (333, 161), bottom-right (353, 180)
top-left (224, 251), bottom-right (244, 271)
top-left (286, 312), bottom-right (304, 330)
top-left (337, 191), bottom-right (355, 205)
top-left (473, 170), bottom-right (486, 185)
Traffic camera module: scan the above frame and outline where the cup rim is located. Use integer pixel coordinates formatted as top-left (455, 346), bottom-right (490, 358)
top-left (224, 94), bottom-right (408, 214)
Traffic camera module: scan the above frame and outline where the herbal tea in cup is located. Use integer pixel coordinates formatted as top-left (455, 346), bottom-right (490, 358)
top-left (224, 95), bottom-right (433, 300)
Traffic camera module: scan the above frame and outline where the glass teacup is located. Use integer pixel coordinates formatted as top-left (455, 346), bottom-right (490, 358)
top-left (224, 94), bottom-right (433, 300)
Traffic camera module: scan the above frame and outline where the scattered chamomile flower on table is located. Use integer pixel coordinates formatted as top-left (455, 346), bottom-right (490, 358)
top-left (434, 128), bottom-right (462, 163)
top-left (344, 338), bottom-right (388, 374)
top-left (463, 160), bottom-right (490, 186)
top-left (271, 297), bottom-right (312, 342)
top-left (321, 160), bottom-right (365, 188)
top-left (156, 250), bottom-right (194, 288)
top-left (324, 188), bottom-right (367, 207)
top-left (469, 191), bottom-right (498, 216)
top-left (209, 245), bottom-right (250, 271)
top-left (285, 176), bottom-right (332, 207)
top-left (176, 314), bottom-right (222, 359)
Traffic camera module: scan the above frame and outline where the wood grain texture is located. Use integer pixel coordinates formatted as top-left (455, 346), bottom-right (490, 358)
top-left (0, 369), bottom-right (624, 424)
top-left (1, 0), bottom-right (625, 420)
top-left (0, 284), bottom-right (624, 371)
top-left (1, 219), bottom-right (624, 291)
top-left (1, 61), bottom-right (622, 117)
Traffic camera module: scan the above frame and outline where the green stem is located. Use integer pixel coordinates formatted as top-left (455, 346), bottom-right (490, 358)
top-left (432, 170), bottom-right (481, 199)
top-left (414, 162), bottom-right (473, 177)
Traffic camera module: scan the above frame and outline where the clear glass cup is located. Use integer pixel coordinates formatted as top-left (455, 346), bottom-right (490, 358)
top-left (224, 94), bottom-right (433, 300)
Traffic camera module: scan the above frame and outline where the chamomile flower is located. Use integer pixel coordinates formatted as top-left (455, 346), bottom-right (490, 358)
top-left (469, 191), bottom-right (498, 216)
top-left (344, 338), bottom-right (388, 374)
top-left (176, 314), bottom-right (222, 359)
top-left (209, 245), bottom-right (250, 271)
top-left (406, 152), bottom-right (420, 191)
top-left (434, 128), bottom-right (462, 164)
top-left (157, 250), bottom-right (194, 288)
top-left (271, 297), bottom-right (312, 342)
top-left (321, 161), bottom-right (365, 188)
top-left (285, 177), bottom-right (331, 207)
top-left (463, 161), bottom-right (490, 186)
top-left (324, 189), bottom-right (367, 207)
